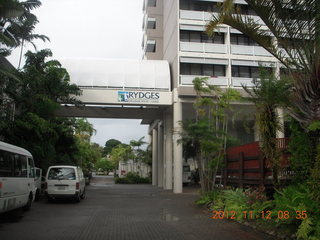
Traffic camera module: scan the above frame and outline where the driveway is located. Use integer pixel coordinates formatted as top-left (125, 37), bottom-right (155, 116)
top-left (0, 175), bottom-right (272, 240)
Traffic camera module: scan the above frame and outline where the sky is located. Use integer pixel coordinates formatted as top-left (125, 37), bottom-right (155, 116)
top-left (8, 0), bottom-right (149, 146)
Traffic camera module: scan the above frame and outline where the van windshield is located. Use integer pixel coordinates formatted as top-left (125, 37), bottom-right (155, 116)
top-left (48, 168), bottom-right (76, 180)
top-left (183, 166), bottom-right (190, 172)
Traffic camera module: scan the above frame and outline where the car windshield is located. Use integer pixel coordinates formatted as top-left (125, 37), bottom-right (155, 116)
top-left (48, 167), bottom-right (76, 180)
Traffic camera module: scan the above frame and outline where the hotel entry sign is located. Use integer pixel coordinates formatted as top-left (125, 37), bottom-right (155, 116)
top-left (118, 91), bottom-right (160, 104)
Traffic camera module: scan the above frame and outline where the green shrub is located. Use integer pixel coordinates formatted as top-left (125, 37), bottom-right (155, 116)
top-left (288, 121), bottom-right (313, 183)
top-left (114, 172), bottom-right (151, 184)
top-left (273, 184), bottom-right (320, 239)
top-left (198, 185), bottom-right (320, 239)
top-left (195, 189), bottom-right (221, 207)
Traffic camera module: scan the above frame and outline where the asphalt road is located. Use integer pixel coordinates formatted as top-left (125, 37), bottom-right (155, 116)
top-left (0, 176), bottom-right (272, 240)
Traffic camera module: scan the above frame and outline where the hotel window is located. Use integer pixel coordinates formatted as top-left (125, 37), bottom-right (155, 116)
top-left (148, 0), bottom-right (156, 7)
top-left (180, 0), bottom-right (219, 12)
top-left (147, 18), bottom-right (156, 29)
top-left (180, 30), bottom-right (224, 44)
top-left (232, 66), bottom-right (263, 78)
top-left (146, 40), bottom-right (156, 52)
top-left (180, 63), bottom-right (226, 77)
top-left (230, 33), bottom-right (258, 46)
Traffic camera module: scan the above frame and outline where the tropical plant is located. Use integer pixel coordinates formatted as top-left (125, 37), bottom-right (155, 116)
top-left (95, 157), bottom-right (115, 174)
top-left (0, 0), bottom-right (48, 70)
top-left (272, 183), bottom-right (320, 239)
top-left (180, 77), bottom-right (241, 193)
top-left (74, 118), bottom-right (96, 142)
top-left (242, 69), bottom-right (290, 187)
top-left (109, 143), bottom-right (133, 168)
top-left (1, 50), bottom-right (81, 170)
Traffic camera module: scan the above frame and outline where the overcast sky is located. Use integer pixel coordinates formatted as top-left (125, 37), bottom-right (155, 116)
top-left (8, 0), bottom-right (149, 146)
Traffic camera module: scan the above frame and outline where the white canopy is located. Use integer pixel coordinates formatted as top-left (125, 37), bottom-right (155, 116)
top-left (59, 58), bottom-right (171, 91)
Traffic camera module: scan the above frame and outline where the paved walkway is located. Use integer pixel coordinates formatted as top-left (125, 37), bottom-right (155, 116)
top-left (0, 176), bottom-right (273, 240)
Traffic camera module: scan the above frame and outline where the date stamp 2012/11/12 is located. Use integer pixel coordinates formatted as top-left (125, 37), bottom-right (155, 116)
top-left (211, 210), bottom-right (308, 220)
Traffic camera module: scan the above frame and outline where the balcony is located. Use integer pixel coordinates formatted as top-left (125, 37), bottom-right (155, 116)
top-left (180, 75), bottom-right (228, 86)
top-left (180, 42), bottom-right (227, 54)
top-left (180, 10), bottom-right (214, 21)
top-left (180, 10), bottom-right (265, 26)
top-left (231, 45), bottom-right (272, 57)
top-left (232, 77), bottom-right (256, 87)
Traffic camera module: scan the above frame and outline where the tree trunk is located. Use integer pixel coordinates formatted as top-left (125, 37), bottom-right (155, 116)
top-left (18, 39), bottom-right (25, 70)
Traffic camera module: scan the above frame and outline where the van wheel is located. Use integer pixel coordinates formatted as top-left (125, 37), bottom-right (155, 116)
top-left (74, 193), bottom-right (81, 203)
top-left (23, 193), bottom-right (33, 211)
top-left (35, 189), bottom-right (40, 201)
top-left (80, 189), bottom-right (86, 199)
top-left (47, 196), bottom-right (54, 203)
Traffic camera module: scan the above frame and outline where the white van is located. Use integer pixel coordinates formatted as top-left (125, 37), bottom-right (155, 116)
top-left (183, 164), bottom-right (192, 184)
top-left (45, 165), bottom-right (85, 203)
top-left (0, 141), bottom-right (36, 214)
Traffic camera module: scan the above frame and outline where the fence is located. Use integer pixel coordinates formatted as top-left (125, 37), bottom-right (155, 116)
top-left (223, 138), bottom-right (292, 188)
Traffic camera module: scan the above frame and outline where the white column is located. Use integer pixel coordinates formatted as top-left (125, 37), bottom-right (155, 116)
top-left (152, 128), bottom-right (158, 186)
top-left (226, 26), bottom-right (232, 86)
top-left (164, 110), bottom-right (173, 190)
top-left (173, 89), bottom-right (183, 193)
top-left (157, 122), bottom-right (163, 188)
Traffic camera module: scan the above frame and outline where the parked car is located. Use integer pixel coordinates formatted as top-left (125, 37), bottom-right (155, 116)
top-left (44, 165), bottom-right (85, 203)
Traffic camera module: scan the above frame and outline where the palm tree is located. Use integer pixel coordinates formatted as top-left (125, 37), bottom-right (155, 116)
top-left (242, 69), bottom-right (291, 187)
top-left (206, 0), bottom-right (320, 137)
top-left (0, 0), bottom-right (23, 77)
top-left (15, 1), bottom-right (49, 69)
top-left (0, 0), bottom-right (48, 73)
top-left (130, 137), bottom-right (147, 175)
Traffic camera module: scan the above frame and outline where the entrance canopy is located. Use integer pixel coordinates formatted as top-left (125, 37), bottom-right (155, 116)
top-left (60, 58), bottom-right (171, 90)
top-left (55, 59), bottom-right (172, 123)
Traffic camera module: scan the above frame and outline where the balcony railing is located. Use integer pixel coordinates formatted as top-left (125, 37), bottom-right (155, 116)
top-left (180, 10), bottom-right (265, 26)
top-left (180, 75), bottom-right (228, 86)
top-left (231, 45), bottom-right (272, 57)
top-left (180, 42), bottom-right (227, 54)
top-left (232, 77), bottom-right (256, 87)
top-left (180, 10), bottom-right (213, 21)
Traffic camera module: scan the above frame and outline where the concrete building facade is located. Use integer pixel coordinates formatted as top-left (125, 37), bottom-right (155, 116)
top-left (143, 0), bottom-right (285, 193)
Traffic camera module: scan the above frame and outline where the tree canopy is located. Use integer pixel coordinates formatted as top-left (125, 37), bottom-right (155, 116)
top-left (103, 139), bottom-right (122, 156)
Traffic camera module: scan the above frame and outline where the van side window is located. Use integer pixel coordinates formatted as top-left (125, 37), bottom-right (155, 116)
top-left (27, 158), bottom-right (35, 178)
top-left (0, 150), bottom-right (14, 177)
top-left (13, 154), bottom-right (28, 178)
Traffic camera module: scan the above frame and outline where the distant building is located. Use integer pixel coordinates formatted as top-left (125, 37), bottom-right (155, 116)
top-left (117, 160), bottom-right (151, 179)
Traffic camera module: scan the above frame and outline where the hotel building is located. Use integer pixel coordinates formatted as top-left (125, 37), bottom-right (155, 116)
top-left (142, 0), bottom-right (286, 193)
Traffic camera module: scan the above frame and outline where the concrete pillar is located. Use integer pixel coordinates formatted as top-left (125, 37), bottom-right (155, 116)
top-left (173, 89), bottom-right (183, 193)
top-left (152, 128), bottom-right (158, 186)
top-left (164, 111), bottom-right (173, 190)
top-left (157, 122), bottom-right (163, 188)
